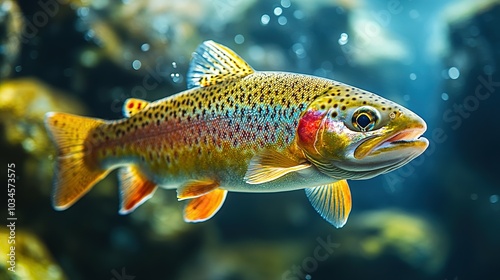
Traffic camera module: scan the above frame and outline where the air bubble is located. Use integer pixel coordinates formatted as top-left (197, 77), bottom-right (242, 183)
top-left (338, 33), bottom-right (348, 45)
top-left (141, 43), bottom-right (150, 52)
top-left (281, 0), bottom-right (291, 8)
top-left (441, 92), bottom-right (449, 101)
top-left (234, 34), bottom-right (245, 44)
top-left (490, 195), bottom-right (499, 204)
top-left (170, 73), bottom-right (183, 83)
top-left (278, 16), bottom-right (287, 25)
top-left (448, 67), bottom-right (460, 79)
top-left (77, 7), bottom-right (89, 17)
top-left (292, 43), bottom-right (306, 59)
top-left (261, 14), bottom-right (270, 25)
top-left (293, 10), bottom-right (304, 19)
top-left (274, 7), bottom-right (283, 16)
top-left (132, 60), bottom-right (142, 70)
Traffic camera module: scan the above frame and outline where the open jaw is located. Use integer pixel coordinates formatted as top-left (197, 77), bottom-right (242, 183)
top-left (354, 127), bottom-right (429, 159)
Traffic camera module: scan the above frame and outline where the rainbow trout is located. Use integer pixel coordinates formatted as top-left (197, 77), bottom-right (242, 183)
top-left (45, 41), bottom-right (428, 228)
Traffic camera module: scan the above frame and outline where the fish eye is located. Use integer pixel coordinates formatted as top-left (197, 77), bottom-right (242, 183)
top-left (352, 106), bottom-right (379, 132)
top-left (356, 113), bottom-right (371, 128)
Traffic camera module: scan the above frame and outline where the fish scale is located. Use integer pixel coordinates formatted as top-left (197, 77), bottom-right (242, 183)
top-left (92, 72), bottom-right (330, 178)
top-left (44, 40), bottom-right (428, 228)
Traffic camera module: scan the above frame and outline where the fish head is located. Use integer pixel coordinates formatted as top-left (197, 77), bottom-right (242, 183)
top-left (296, 85), bottom-right (429, 180)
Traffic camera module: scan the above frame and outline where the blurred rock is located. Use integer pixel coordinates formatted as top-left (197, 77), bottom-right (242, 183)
top-left (333, 210), bottom-right (448, 277)
top-left (74, 0), bottom-right (257, 76)
top-left (443, 2), bottom-right (500, 177)
top-left (177, 239), bottom-right (307, 280)
top-left (434, 3), bottom-right (500, 278)
top-left (0, 78), bottom-right (86, 195)
top-left (130, 189), bottom-right (194, 241)
top-left (0, 229), bottom-right (67, 280)
top-left (0, 0), bottom-right (22, 78)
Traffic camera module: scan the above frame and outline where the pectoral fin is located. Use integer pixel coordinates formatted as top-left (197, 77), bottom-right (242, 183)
top-left (244, 150), bottom-right (311, 184)
top-left (184, 188), bottom-right (228, 223)
top-left (305, 180), bottom-right (352, 228)
top-left (118, 166), bottom-right (157, 214)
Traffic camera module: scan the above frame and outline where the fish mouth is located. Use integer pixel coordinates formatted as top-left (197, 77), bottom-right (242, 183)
top-left (354, 126), bottom-right (428, 159)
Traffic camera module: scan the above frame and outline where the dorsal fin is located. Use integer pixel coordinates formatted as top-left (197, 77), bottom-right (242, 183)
top-left (187, 40), bottom-right (255, 89)
top-left (123, 98), bottom-right (150, 117)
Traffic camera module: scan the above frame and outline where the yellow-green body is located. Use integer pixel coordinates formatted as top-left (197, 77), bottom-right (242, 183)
top-left (93, 72), bottom-right (339, 193)
top-left (45, 41), bottom-right (428, 227)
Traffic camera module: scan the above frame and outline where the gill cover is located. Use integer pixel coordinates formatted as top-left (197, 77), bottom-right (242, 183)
top-left (296, 96), bottom-right (357, 179)
top-left (296, 94), bottom-right (390, 179)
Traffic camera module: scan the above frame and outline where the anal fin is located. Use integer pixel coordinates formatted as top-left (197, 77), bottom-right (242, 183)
top-left (118, 166), bottom-right (157, 214)
top-left (305, 180), bottom-right (352, 228)
top-left (182, 180), bottom-right (227, 223)
top-left (244, 150), bottom-right (311, 184)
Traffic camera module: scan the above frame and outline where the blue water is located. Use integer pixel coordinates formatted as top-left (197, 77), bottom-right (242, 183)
top-left (4, 0), bottom-right (500, 279)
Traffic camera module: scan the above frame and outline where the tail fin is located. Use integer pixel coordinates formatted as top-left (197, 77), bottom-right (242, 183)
top-left (44, 112), bottom-right (110, 210)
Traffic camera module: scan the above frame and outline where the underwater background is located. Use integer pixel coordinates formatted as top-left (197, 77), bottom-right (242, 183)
top-left (1, 0), bottom-right (499, 279)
